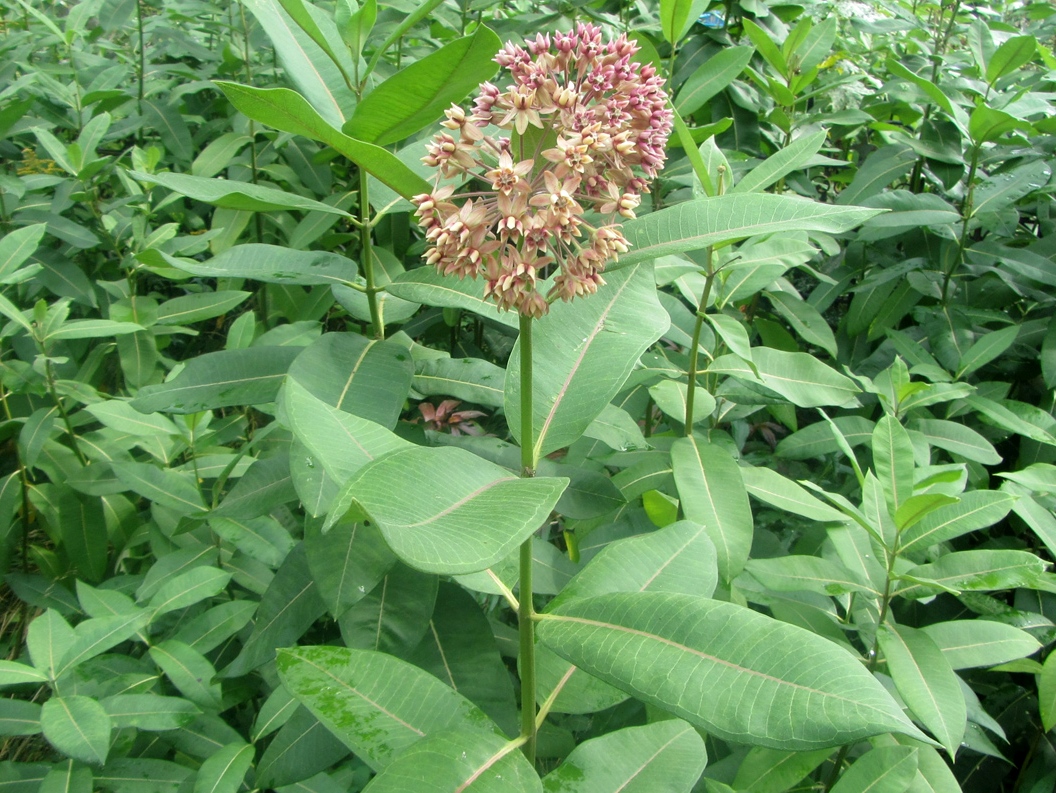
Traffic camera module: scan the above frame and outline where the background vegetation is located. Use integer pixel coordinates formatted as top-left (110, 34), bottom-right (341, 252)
top-left (0, 0), bottom-right (1055, 791)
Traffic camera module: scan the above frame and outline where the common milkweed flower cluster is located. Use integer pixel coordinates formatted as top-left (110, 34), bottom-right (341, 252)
top-left (411, 24), bottom-right (673, 318)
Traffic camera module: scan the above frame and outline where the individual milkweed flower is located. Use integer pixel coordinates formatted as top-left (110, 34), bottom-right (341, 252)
top-left (411, 23), bottom-right (672, 317)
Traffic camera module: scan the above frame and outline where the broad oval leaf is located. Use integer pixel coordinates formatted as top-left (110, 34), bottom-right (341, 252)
top-left (276, 646), bottom-right (503, 772)
top-left (336, 445), bottom-right (566, 574)
top-left (829, 746), bottom-right (918, 793)
top-left (675, 46), bottom-right (754, 116)
top-left (920, 620), bottom-right (1041, 670)
top-left (361, 727), bottom-right (540, 793)
top-left (506, 261), bottom-right (668, 460)
top-left (132, 347), bottom-right (301, 414)
top-left (193, 742), bottom-right (254, 793)
top-left (541, 720), bottom-right (706, 792)
top-left (709, 348), bottom-right (860, 408)
top-left (618, 195), bottom-right (883, 268)
top-left (41, 696), bottom-right (111, 765)
top-left (537, 592), bottom-right (928, 751)
top-left (898, 491), bottom-right (1016, 557)
top-left (345, 26), bottom-right (500, 145)
top-left (386, 266), bottom-right (519, 328)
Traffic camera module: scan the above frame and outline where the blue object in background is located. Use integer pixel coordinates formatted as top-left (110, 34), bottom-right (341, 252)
top-left (698, 10), bottom-right (726, 28)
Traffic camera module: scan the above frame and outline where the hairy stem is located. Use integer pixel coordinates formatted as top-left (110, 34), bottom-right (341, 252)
top-left (518, 313), bottom-right (537, 765)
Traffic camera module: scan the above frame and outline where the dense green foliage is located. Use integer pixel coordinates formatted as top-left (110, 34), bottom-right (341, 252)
top-left (1, 0), bottom-right (1056, 791)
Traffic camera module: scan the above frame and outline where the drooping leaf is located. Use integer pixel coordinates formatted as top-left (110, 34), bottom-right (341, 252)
top-left (332, 445), bottom-right (566, 574)
top-left (877, 624), bottom-right (965, 757)
top-left (214, 82), bottom-right (430, 199)
top-left (276, 646), bottom-right (503, 771)
top-left (538, 592), bottom-right (928, 750)
top-left (129, 171), bottom-right (348, 215)
top-left (132, 347), bottom-right (301, 414)
top-left (160, 245), bottom-right (358, 286)
top-left (671, 436), bottom-right (752, 582)
top-left (709, 348), bottom-right (860, 408)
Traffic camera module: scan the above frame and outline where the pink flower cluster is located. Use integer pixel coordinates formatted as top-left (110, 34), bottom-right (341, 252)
top-left (411, 24), bottom-right (672, 318)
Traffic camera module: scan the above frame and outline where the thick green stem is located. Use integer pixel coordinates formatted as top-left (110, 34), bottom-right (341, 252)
top-left (684, 247), bottom-right (715, 433)
top-left (359, 168), bottom-right (384, 340)
top-left (518, 314), bottom-right (537, 765)
top-left (136, 0), bottom-right (145, 116)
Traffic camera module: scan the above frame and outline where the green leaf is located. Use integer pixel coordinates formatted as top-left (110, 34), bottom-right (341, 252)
top-left (132, 347), bottom-right (301, 414)
top-left (276, 0), bottom-right (354, 89)
top-left (209, 516), bottom-right (295, 568)
top-left (743, 19), bottom-right (787, 77)
top-left (733, 131), bottom-right (827, 195)
top-left (242, 0), bottom-right (355, 126)
top-left (900, 549), bottom-right (1046, 596)
top-left (214, 82), bottom-right (430, 200)
top-left (410, 582), bottom-right (518, 736)
top-left (920, 620), bottom-right (1041, 670)
top-left (41, 696), bottom-right (111, 765)
top-left (0, 224), bottom-right (46, 283)
top-left (386, 266), bottom-right (519, 327)
top-left (345, 27), bottom-right (499, 145)
top-left (886, 59), bottom-right (954, 115)
top-left (507, 262), bottom-right (667, 459)
top-left (660, 0), bottom-right (708, 44)
top-left (96, 760), bottom-right (191, 793)
top-left (147, 567), bottom-right (232, 616)
top-left (538, 592), bottom-right (928, 750)
top-left (56, 612), bottom-right (151, 678)
top-left (56, 489), bottom-right (109, 583)
top-left (213, 455), bottom-right (298, 520)
top-left (872, 414), bottom-right (914, 514)
top-left (287, 332), bottom-right (413, 428)
top-left (1041, 648), bottom-right (1056, 732)
top-left (129, 171), bottom-right (348, 216)
top-left (671, 436), bottom-right (752, 582)
top-left (155, 292), bottom-right (251, 326)
top-left (542, 720), bottom-right (705, 793)
top-left (333, 445), bottom-right (566, 574)
top-left (710, 348), bottom-right (859, 407)
top-left (149, 641), bottom-right (224, 711)
top-left (223, 545), bottom-right (327, 677)
top-left (0, 660), bottom-right (48, 686)
top-left (968, 104), bottom-right (1031, 144)
top-left (910, 419), bottom-right (1001, 465)
top-left (1000, 463), bottom-right (1056, 493)
top-left (877, 624), bottom-right (964, 757)
top-left (193, 742), bottom-right (254, 793)
top-left (619, 195), bottom-right (882, 268)
top-left (985, 35), bottom-right (1037, 85)
top-left (837, 145), bottom-right (918, 206)
top-left (339, 562), bottom-right (437, 656)
top-left (256, 706), bottom-right (350, 788)
top-left (764, 289), bottom-right (838, 357)
top-left (276, 646), bottom-right (502, 772)
top-left (744, 555), bottom-right (877, 597)
top-left (538, 520), bottom-right (717, 714)
top-left (27, 609), bottom-right (76, 680)
top-left (0, 699), bottom-right (42, 736)
top-left (40, 759), bottom-right (92, 793)
top-left (160, 244), bottom-right (357, 286)
top-left (101, 695), bottom-right (200, 731)
top-left (957, 325), bottom-right (1019, 378)
top-left (112, 461), bottom-right (206, 514)
top-left (740, 465), bottom-right (849, 523)
top-left (412, 357), bottom-right (505, 408)
top-left (304, 521), bottom-right (396, 618)
top-left (828, 746), bottom-right (918, 793)
top-left (85, 401), bottom-right (179, 438)
top-left (583, 403), bottom-right (649, 452)
top-left (898, 491), bottom-right (1016, 556)
top-left (284, 379), bottom-right (411, 485)
top-left (649, 380), bottom-right (715, 426)
top-left (46, 320), bottom-right (145, 341)
top-left (361, 727), bottom-right (541, 793)
top-left (776, 416), bottom-right (873, 459)
top-left (732, 746), bottom-right (833, 793)
top-left (174, 601), bottom-right (257, 654)
top-left (675, 46), bottom-right (755, 116)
